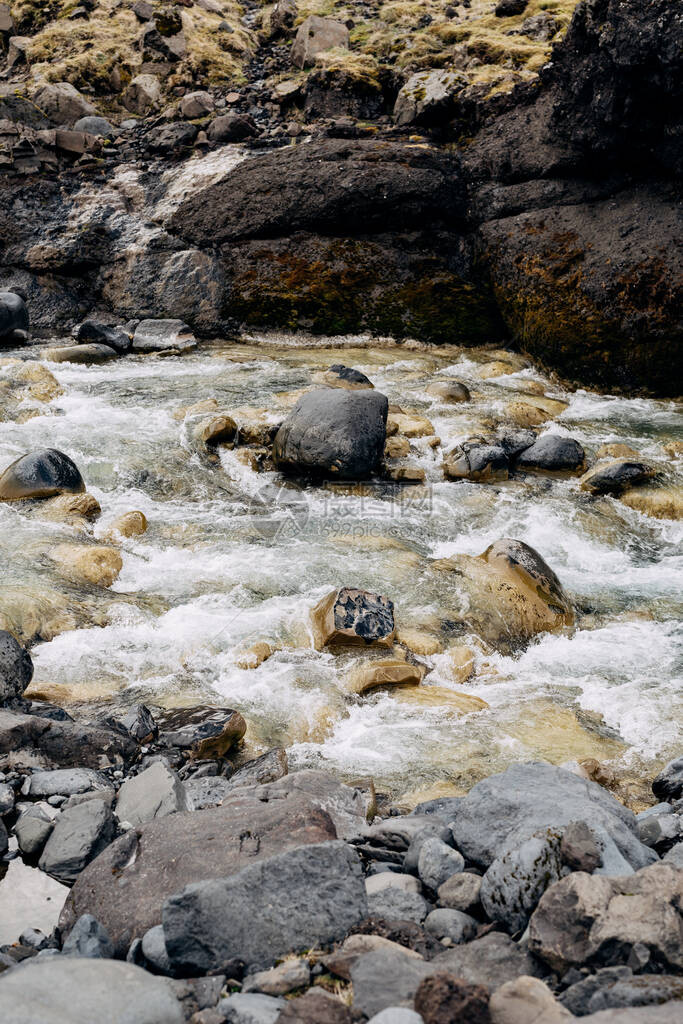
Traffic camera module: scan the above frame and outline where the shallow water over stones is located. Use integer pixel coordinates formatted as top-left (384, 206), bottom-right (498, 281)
top-left (1, 334), bottom-right (681, 804)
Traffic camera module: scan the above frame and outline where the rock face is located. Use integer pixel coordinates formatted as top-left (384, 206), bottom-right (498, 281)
top-left (0, 957), bottom-right (184, 1024)
top-left (0, 629), bottom-right (33, 704)
top-left (451, 762), bottom-right (656, 871)
top-left (163, 840), bottom-right (367, 971)
top-left (60, 787), bottom-right (339, 954)
top-left (273, 389), bottom-right (388, 478)
top-left (529, 862), bottom-right (683, 974)
top-left (0, 449), bottom-right (85, 501)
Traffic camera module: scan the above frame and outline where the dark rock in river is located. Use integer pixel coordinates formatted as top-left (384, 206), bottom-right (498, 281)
top-left (0, 289), bottom-right (29, 342)
top-left (156, 706), bottom-right (246, 759)
top-left (515, 435), bottom-right (585, 472)
top-left (74, 320), bottom-right (132, 353)
top-left (60, 786), bottom-right (339, 954)
top-left (162, 840), bottom-right (367, 972)
top-left (444, 441), bottom-right (509, 482)
top-left (580, 458), bottom-right (656, 495)
top-left (652, 755), bottom-right (683, 801)
top-left (0, 448), bottom-right (85, 501)
top-left (0, 629), bottom-right (33, 705)
top-left (310, 586), bottom-right (395, 649)
top-left (0, 958), bottom-right (184, 1024)
top-left (273, 389), bottom-right (388, 479)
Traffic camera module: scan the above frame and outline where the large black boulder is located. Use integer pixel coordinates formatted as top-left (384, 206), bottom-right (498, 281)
top-left (0, 448), bottom-right (85, 500)
top-left (0, 290), bottom-right (29, 342)
top-left (273, 388), bottom-right (388, 479)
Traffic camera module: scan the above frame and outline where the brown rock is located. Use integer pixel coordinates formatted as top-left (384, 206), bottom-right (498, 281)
top-left (158, 706), bottom-right (246, 759)
top-left (277, 988), bottom-right (352, 1023)
top-left (51, 544), bottom-right (123, 588)
top-left (322, 933), bottom-right (423, 981)
top-left (105, 511), bottom-right (148, 539)
top-left (415, 972), bottom-right (491, 1024)
top-left (488, 976), bottom-right (572, 1024)
top-left (234, 641), bottom-right (273, 670)
top-left (348, 658), bottom-right (424, 694)
top-left (60, 789), bottom-right (338, 954)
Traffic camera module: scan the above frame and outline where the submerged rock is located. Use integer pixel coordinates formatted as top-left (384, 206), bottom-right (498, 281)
top-left (580, 458), bottom-right (656, 495)
top-left (0, 449), bottom-right (85, 501)
top-left (45, 343), bottom-right (118, 364)
top-left (444, 441), bottom-right (509, 482)
top-left (273, 388), bottom-right (388, 479)
top-left (310, 587), bottom-right (395, 649)
top-left (515, 435), bottom-right (585, 472)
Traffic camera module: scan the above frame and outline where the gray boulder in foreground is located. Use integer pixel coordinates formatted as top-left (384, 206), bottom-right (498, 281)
top-left (451, 761), bottom-right (656, 871)
top-left (273, 388), bottom-right (388, 479)
top-left (0, 957), bottom-right (183, 1024)
top-left (163, 840), bottom-right (367, 972)
top-left (39, 798), bottom-right (115, 884)
top-left (0, 629), bottom-right (33, 704)
top-left (115, 762), bottom-right (187, 827)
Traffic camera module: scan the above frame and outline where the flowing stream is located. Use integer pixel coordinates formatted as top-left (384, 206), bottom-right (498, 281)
top-left (1, 335), bottom-right (681, 807)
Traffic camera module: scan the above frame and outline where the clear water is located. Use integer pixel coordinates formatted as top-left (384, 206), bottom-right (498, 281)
top-left (1, 336), bottom-right (681, 803)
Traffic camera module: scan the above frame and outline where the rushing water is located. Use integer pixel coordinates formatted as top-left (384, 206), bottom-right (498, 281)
top-left (1, 335), bottom-right (681, 805)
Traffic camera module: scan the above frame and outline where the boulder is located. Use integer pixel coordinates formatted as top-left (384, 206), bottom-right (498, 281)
top-left (418, 837), bottom-right (465, 891)
top-left (73, 116), bottom-right (115, 137)
top-left (74, 320), bottom-right (131, 353)
top-left (444, 441), bottom-right (509, 482)
top-left (291, 16), bottom-right (349, 70)
top-left (123, 74), bottom-right (162, 115)
top-left (216, 993), bottom-right (285, 1022)
top-left (528, 862), bottom-right (683, 974)
top-left (0, 629), bottom-right (33, 704)
top-left (45, 343), bottom-right (118, 364)
top-left (0, 709), bottom-right (136, 770)
top-left (103, 704), bottom-right (157, 743)
top-left (234, 770), bottom-right (372, 840)
top-left (561, 819), bottom-right (604, 872)
top-left (322, 933), bottom-right (424, 982)
top-left (580, 459), bottom-right (656, 495)
top-left (163, 841), bottom-right (367, 972)
top-left (515, 435), bottom-right (585, 472)
top-left (367, 887), bottom-right (430, 923)
top-left (561, 966), bottom-right (683, 1016)
top-left (50, 543), bottom-right (122, 588)
top-left (351, 947), bottom-right (436, 1018)
top-left (207, 113), bottom-right (257, 143)
top-left (39, 798), bottom-right (116, 884)
top-left (451, 762), bottom-right (656, 872)
top-left (225, 747), bottom-right (288, 789)
top-left (433, 539), bottom-right (573, 650)
top-left (33, 82), bottom-right (96, 126)
top-left (24, 768), bottom-right (112, 799)
top-left (0, 290), bottom-right (29, 341)
top-left (652, 755), bottom-right (683, 801)
top-left (157, 706), bottom-right (246, 759)
top-left (393, 70), bottom-right (467, 128)
top-left (115, 762), bottom-right (188, 827)
top-left (273, 388), bottom-right (388, 479)
top-left (437, 872), bottom-right (482, 914)
top-left (132, 319), bottom-right (197, 352)
top-left (414, 973), bottom-right (491, 1024)
top-left (179, 91), bottom-right (215, 119)
top-left (320, 364), bottom-right (374, 390)
top-left (488, 976), bottom-right (571, 1023)
top-left (0, 957), bottom-right (184, 1024)
top-left (349, 659), bottom-right (423, 694)
top-left (434, 932), bottom-right (544, 993)
top-left (426, 381), bottom-right (470, 403)
top-left (184, 775), bottom-right (233, 811)
top-left (480, 828), bottom-right (564, 933)
top-left (60, 788), bottom-right (338, 954)
top-left (269, 0), bottom-right (298, 37)
top-left (242, 957), bottom-right (310, 995)
top-left (0, 449), bottom-right (85, 501)
top-left (423, 908), bottom-right (477, 944)
top-left (310, 587), bottom-right (395, 649)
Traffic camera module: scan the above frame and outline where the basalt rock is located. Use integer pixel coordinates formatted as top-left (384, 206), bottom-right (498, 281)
top-left (0, 448), bottom-right (85, 501)
top-left (310, 587), bottom-right (395, 649)
top-left (0, 629), bottom-right (33, 704)
top-left (0, 708), bottom-right (136, 769)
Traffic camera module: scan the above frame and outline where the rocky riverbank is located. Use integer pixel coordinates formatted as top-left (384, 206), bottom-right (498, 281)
top-left (1, 0), bottom-right (681, 393)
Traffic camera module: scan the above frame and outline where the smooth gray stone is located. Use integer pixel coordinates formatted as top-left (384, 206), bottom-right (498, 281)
top-left (480, 827), bottom-right (564, 932)
top-left (637, 803), bottom-right (672, 820)
top-left (141, 924), bottom-right (172, 974)
top-left (14, 802), bottom-right (59, 855)
top-left (366, 872), bottom-right (421, 896)
top-left (163, 840), bottom-right (367, 972)
top-left (515, 434), bottom-right (585, 471)
top-left (367, 1011), bottom-right (425, 1024)
top-left (663, 842), bottom-right (683, 867)
top-left (351, 947), bottom-right (435, 1018)
top-left (217, 992), bottom-right (285, 1023)
top-left (423, 908), bottom-right (477, 944)
top-left (73, 116), bottom-right (115, 136)
top-left (25, 769), bottom-right (112, 799)
top-left (62, 914), bottom-right (114, 959)
top-left (366, 887), bottom-right (430, 923)
top-left (0, 957), bottom-right (184, 1023)
top-left (417, 837), bottom-right (464, 890)
top-left (116, 762), bottom-right (187, 827)
top-left (451, 762), bottom-right (656, 871)
top-left (404, 825), bottom-right (454, 874)
top-left (39, 799), bottom-right (115, 884)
